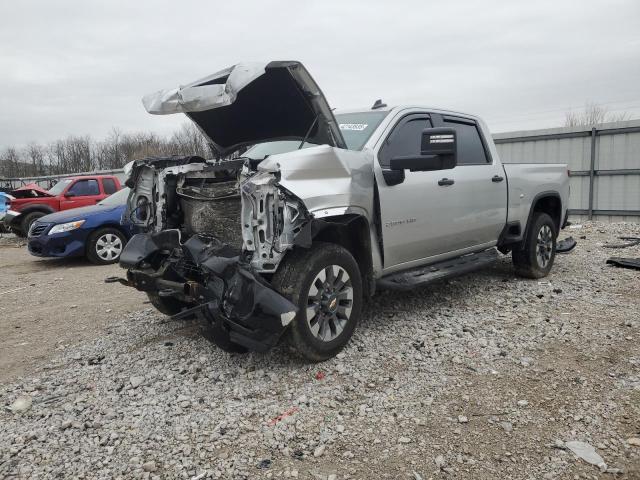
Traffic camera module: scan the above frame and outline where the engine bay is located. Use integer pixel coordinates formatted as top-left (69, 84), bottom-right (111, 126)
top-left (124, 155), bottom-right (310, 273)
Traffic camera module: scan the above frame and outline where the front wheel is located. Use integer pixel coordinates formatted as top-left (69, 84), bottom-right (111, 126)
top-left (512, 212), bottom-right (557, 279)
top-left (272, 242), bottom-right (362, 362)
top-left (86, 227), bottom-right (127, 265)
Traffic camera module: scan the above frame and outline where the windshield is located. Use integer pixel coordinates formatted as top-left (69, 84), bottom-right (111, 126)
top-left (243, 141), bottom-right (316, 161)
top-left (99, 187), bottom-right (130, 206)
top-left (335, 111), bottom-right (389, 150)
top-left (47, 178), bottom-right (73, 195)
top-left (241, 111), bottom-right (389, 160)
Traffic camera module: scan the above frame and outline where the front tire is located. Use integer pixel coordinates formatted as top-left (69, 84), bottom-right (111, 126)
top-left (21, 212), bottom-right (46, 236)
top-left (272, 242), bottom-right (362, 362)
top-left (513, 212), bottom-right (557, 279)
top-left (86, 227), bottom-right (127, 265)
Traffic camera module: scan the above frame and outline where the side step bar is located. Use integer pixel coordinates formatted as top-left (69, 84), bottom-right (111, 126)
top-left (377, 249), bottom-right (499, 291)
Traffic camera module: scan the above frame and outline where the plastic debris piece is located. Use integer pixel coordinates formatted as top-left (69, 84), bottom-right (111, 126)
top-left (556, 236), bottom-right (577, 253)
top-left (565, 440), bottom-right (607, 470)
top-left (606, 257), bottom-right (640, 270)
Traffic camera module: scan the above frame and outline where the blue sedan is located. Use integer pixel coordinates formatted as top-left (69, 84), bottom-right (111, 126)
top-left (27, 187), bottom-right (133, 264)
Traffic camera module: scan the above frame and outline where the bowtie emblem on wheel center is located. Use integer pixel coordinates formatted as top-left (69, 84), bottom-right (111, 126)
top-left (328, 297), bottom-right (338, 312)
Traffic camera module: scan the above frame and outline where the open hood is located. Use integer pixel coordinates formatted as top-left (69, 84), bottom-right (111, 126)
top-left (142, 61), bottom-right (346, 156)
top-left (11, 182), bottom-right (52, 198)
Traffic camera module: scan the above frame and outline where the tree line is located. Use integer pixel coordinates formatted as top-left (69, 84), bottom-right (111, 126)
top-left (0, 123), bottom-right (211, 179)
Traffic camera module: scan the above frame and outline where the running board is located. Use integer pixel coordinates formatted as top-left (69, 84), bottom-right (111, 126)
top-left (377, 249), bottom-right (499, 291)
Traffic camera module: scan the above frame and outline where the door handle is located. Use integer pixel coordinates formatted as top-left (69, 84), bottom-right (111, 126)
top-left (492, 175), bottom-right (504, 182)
top-left (438, 178), bottom-right (455, 186)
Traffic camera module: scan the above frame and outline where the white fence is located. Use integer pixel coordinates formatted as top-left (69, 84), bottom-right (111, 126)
top-left (494, 119), bottom-right (640, 222)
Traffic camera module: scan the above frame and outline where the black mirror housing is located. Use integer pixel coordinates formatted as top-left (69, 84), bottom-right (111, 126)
top-left (421, 127), bottom-right (456, 160)
top-left (388, 128), bottom-right (457, 172)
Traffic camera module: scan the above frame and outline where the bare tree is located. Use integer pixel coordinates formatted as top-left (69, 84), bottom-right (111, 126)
top-left (0, 123), bottom-right (211, 178)
top-left (565, 102), bottom-right (629, 127)
top-left (27, 144), bottom-right (46, 176)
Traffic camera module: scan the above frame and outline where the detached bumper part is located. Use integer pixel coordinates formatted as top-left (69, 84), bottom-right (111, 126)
top-left (120, 231), bottom-right (297, 352)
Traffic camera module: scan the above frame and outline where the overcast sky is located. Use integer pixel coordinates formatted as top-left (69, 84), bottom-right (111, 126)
top-left (1, 0), bottom-right (639, 149)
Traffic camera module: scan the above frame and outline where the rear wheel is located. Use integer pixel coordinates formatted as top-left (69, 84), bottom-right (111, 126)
top-left (513, 212), bottom-right (557, 279)
top-left (272, 242), bottom-right (362, 362)
top-left (21, 212), bottom-right (46, 236)
top-left (86, 227), bottom-right (126, 265)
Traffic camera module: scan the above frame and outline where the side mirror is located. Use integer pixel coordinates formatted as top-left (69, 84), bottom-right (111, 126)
top-left (389, 128), bottom-right (457, 172)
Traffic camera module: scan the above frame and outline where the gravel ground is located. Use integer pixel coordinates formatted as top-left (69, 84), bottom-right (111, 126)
top-left (0, 234), bottom-right (147, 383)
top-left (1, 222), bottom-right (639, 479)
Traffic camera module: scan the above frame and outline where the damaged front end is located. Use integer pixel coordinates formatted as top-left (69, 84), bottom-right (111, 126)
top-left (116, 60), bottom-right (353, 352)
top-left (117, 156), bottom-right (309, 351)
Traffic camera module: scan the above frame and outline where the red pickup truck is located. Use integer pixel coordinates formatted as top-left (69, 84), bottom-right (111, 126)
top-left (3, 175), bottom-right (122, 236)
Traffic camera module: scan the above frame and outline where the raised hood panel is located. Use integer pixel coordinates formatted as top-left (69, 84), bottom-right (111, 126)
top-left (142, 61), bottom-right (346, 156)
top-left (12, 182), bottom-right (52, 198)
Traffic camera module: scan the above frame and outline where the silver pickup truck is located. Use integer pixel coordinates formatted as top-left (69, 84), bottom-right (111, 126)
top-left (117, 61), bottom-right (570, 361)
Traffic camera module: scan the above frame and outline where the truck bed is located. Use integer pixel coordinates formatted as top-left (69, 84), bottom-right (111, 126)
top-left (503, 163), bottom-right (570, 229)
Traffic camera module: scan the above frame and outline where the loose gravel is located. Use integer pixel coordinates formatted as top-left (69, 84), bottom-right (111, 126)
top-left (1, 222), bottom-right (639, 479)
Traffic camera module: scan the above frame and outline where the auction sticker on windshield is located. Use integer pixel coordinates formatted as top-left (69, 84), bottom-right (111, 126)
top-left (339, 123), bottom-right (368, 131)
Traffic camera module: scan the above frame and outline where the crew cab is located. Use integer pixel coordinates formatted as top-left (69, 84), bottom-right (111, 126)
top-left (115, 61), bottom-right (569, 362)
top-left (3, 175), bottom-right (122, 236)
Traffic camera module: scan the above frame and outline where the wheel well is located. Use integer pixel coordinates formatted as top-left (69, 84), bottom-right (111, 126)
top-left (20, 205), bottom-right (55, 216)
top-left (311, 215), bottom-right (374, 298)
top-left (532, 195), bottom-right (562, 232)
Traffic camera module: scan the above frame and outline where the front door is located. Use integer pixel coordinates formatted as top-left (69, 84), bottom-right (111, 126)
top-left (60, 178), bottom-right (104, 209)
top-left (374, 113), bottom-right (456, 268)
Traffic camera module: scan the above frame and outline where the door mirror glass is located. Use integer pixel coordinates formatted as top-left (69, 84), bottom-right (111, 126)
top-left (388, 128), bottom-right (457, 172)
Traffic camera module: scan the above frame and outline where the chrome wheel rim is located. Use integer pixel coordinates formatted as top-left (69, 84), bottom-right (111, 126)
top-left (96, 233), bottom-right (123, 261)
top-left (536, 225), bottom-right (553, 268)
top-left (306, 265), bottom-right (353, 342)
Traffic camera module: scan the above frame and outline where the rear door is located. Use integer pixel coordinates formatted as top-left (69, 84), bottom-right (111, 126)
top-left (431, 114), bottom-right (507, 248)
top-left (101, 177), bottom-right (120, 196)
top-left (60, 178), bottom-right (105, 209)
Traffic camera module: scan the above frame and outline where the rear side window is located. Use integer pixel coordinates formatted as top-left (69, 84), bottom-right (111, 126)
top-left (442, 118), bottom-right (489, 165)
top-left (378, 115), bottom-right (432, 168)
top-left (102, 178), bottom-right (118, 194)
top-left (68, 179), bottom-right (100, 196)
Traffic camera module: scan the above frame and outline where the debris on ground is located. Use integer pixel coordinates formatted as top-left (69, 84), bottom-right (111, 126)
top-left (556, 236), bottom-right (577, 253)
top-left (6, 395), bottom-right (32, 413)
top-left (564, 441), bottom-right (607, 471)
top-left (602, 236), bottom-right (640, 248)
top-left (606, 257), bottom-right (640, 270)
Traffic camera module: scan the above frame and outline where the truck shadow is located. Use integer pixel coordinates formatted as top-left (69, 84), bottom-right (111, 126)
top-left (365, 257), bottom-right (515, 312)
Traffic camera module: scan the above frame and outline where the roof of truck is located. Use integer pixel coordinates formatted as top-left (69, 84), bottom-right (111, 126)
top-left (334, 105), bottom-right (479, 120)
